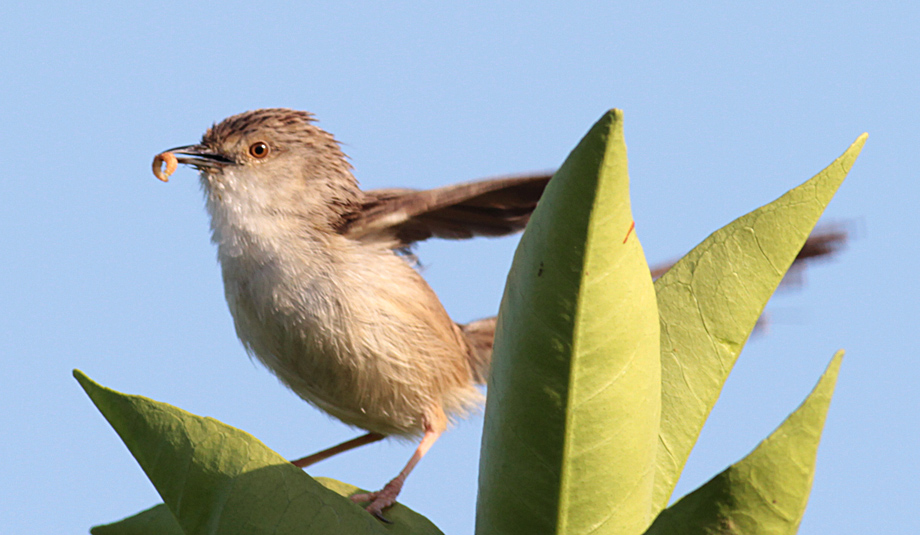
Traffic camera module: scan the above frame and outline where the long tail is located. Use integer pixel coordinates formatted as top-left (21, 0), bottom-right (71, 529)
top-left (459, 225), bottom-right (848, 382)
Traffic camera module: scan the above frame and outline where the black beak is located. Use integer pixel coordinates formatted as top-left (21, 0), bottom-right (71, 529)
top-left (165, 144), bottom-right (234, 169)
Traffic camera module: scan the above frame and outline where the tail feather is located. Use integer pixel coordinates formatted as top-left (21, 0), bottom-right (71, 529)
top-left (459, 317), bottom-right (496, 384)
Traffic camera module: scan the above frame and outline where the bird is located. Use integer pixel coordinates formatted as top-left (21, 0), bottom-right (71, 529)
top-left (152, 108), bottom-right (846, 520)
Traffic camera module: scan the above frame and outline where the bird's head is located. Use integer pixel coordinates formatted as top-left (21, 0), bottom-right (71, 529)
top-left (156, 108), bottom-right (360, 227)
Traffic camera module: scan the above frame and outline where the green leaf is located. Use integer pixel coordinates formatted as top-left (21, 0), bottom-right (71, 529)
top-left (89, 479), bottom-right (432, 535)
top-left (652, 134), bottom-right (866, 511)
top-left (91, 504), bottom-right (183, 535)
top-left (75, 370), bottom-right (442, 535)
top-left (477, 110), bottom-right (661, 535)
top-left (644, 351), bottom-right (844, 535)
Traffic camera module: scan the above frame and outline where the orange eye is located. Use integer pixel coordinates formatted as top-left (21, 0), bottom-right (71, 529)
top-left (249, 141), bottom-right (270, 158)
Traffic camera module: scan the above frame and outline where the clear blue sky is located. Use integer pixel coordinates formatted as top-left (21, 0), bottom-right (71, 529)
top-left (1, 2), bottom-right (916, 533)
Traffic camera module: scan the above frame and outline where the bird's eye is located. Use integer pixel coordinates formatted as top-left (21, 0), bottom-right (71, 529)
top-left (249, 142), bottom-right (270, 158)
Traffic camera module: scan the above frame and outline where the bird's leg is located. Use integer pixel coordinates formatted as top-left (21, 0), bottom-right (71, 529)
top-left (350, 424), bottom-right (443, 521)
top-left (290, 432), bottom-right (385, 468)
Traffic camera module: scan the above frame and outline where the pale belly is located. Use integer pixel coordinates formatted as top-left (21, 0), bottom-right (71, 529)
top-left (219, 243), bottom-right (482, 436)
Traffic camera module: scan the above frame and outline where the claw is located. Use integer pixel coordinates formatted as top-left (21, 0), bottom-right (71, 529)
top-left (348, 424), bottom-right (442, 522)
top-left (371, 510), bottom-right (393, 524)
top-left (351, 479), bottom-right (403, 521)
top-left (351, 492), bottom-right (393, 522)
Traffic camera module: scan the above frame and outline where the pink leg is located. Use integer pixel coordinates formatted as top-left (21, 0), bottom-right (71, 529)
top-left (350, 425), bottom-right (443, 521)
top-left (290, 432), bottom-right (385, 468)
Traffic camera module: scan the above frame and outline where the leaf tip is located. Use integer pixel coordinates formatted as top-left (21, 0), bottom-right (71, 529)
top-left (73, 368), bottom-right (93, 391)
top-left (826, 349), bottom-right (845, 378)
top-left (599, 108), bottom-right (625, 130)
top-left (587, 108), bottom-right (626, 149)
top-left (805, 350), bottom-right (845, 410)
top-left (73, 369), bottom-right (110, 411)
top-left (605, 108), bottom-right (624, 119)
top-left (848, 133), bottom-right (869, 157)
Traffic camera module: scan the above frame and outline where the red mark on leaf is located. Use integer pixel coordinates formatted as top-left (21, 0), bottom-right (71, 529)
top-left (623, 220), bottom-right (635, 244)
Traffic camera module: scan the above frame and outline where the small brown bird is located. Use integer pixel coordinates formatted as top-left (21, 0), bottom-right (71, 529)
top-left (154, 108), bottom-right (845, 519)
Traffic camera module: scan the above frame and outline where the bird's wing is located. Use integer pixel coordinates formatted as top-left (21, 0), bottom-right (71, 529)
top-left (339, 172), bottom-right (553, 246)
top-left (339, 170), bottom-right (850, 284)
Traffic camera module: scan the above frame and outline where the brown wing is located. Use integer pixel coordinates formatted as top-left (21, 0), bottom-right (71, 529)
top-left (339, 172), bottom-right (553, 246)
top-left (340, 170), bottom-right (849, 282)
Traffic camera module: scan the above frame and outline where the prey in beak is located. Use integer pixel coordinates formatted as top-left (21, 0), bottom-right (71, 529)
top-left (152, 145), bottom-right (232, 181)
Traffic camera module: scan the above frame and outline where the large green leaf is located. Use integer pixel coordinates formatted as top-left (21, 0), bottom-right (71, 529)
top-left (476, 110), bottom-right (661, 535)
top-left (644, 351), bottom-right (844, 534)
top-left (75, 370), bottom-right (442, 535)
top-left (652, 134), bottom-right (866, 511)
top-left (92, 504), bottom-right (182, 535)
top-left (89, 479), bottom-right (424, 535)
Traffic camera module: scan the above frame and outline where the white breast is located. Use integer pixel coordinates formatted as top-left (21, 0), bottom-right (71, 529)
top-left (201, 169), bottom-right (482, 436)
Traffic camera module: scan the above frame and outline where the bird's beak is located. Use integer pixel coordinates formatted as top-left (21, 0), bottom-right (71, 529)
top-left (152, 144), bottom-right (233, 182)
top-left (166, 144), bottom-right (233, 169)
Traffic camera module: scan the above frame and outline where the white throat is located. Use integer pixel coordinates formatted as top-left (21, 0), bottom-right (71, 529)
top-left (201, 167), bottom-right (291, 260)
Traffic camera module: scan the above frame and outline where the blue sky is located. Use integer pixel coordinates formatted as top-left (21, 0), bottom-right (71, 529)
top-left (1, 2), bottom-right (917, 533)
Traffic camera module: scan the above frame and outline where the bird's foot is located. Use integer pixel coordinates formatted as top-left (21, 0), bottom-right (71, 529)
top-left (350, 477), bottom-right (405, 523)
